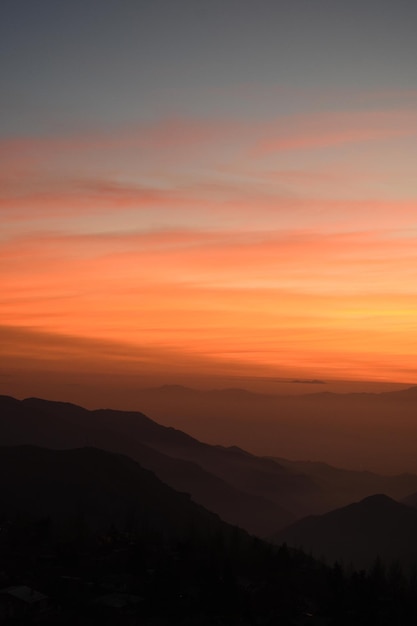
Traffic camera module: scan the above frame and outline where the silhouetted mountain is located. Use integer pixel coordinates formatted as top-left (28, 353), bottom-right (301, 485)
top-left (402, 490), bottom-right (417, 507)
top-left (145, 384), bottom-right (266, 401)
top-left (271, 456), bottom-right (417, 513)
top-left (4, 398), bottom-right (417, 623)
top-left (2, 447), bottom-right (417, 625)
top-left (140, 438), bottom-right (316, 520)
top-left (274, 494), bottom-right (417, 568)
top-left (0, 395), bottom-right (298, 533)
top-left (0, 445), bottom-right (233, 538)
top-left (119, 440), bottom-right (293, 535)
top-left (129, 385), bottom-right (417, 474)
top-left (377, 385), bottom-right (417, 401)
top-left (3, 394), bottom-right (417, 537)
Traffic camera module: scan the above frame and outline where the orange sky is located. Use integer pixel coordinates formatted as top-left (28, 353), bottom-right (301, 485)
top-left (2, 101), bottom-right (417, 404)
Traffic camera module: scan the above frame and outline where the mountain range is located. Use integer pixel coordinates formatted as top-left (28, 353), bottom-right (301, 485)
top-left (3, 391), bottom-right (417, 626)
top-left (274, 493), bottom-right (417, 569)
top-left (131, 384), bottom-right (417, 474)
top-left (2, 394), bottom-right (417, 539)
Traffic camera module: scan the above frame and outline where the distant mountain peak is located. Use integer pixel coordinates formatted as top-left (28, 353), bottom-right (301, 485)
top-left (157, 384), bottom-right (195, 391)
top-left (360, 493), bottom-right (396, 505)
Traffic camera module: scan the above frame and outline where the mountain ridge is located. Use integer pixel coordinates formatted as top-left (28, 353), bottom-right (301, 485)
top-left (274, 493), bottom-right (417, 568)
top-left (2, 394), bottom-right (417, 536)
top-left (0, 444), bottom-right (233, 539)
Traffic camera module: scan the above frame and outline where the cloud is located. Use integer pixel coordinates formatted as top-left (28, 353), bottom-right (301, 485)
top-left (2, 228), bottom-right (417, 335)
top-left (1, 167), bottom-right (416, 238)
top-left (0, 179), bottom-right (197, 222)
top-left (254, 110), bottom-right (417, 155)
top-left (0, 117), bottom-right (243, 167)
top-left (2, 220), bottom-right (417, 387)
top-left (1, 106), bottom-right (416, 387)
top-left (1, 107), bottom-right (416, 232)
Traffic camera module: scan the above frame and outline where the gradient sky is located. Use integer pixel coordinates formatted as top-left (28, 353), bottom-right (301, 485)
top-left (1, 0), bottom-right (417, 403)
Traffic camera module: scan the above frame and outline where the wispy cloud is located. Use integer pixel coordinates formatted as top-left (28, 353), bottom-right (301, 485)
top-left (1, 105), bottom-right (417, 385)
top-left (254, 110), bottom-right (417, 155)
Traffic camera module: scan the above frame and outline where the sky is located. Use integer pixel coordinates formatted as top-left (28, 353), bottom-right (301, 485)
top-left (1, 0), bottom-right (417, 404)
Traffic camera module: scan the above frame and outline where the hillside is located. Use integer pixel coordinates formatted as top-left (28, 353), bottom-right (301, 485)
top-left (2, 395), bottom-right (417, 537)
top-left (130, 385), bottom-right (417, 474)
top-left (402, 491), bottom-right (417, 508)
top-left (2, 448), bottom-right (417, 624)
top-left (272, 456), bottom-right (417, 512)
top-left (126, 440), bottom-right (293, 535)
top-left (274, 494), bottom-right (417, 569)
top-left (0, 395), bottom-right (298, 534)
top-left (0, 445), bottom-right (231, 538)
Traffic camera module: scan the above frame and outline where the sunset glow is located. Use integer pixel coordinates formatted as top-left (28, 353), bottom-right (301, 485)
top-left (1, 1), bottom-right (417, 404)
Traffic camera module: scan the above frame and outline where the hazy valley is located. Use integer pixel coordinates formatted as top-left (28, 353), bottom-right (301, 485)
top-left (3, 391), bottom-right (417, 623)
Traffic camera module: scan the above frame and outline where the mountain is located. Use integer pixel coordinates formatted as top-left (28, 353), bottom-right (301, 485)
top-left (0, 395), bottom-right (298, 534)
top-left (124, 440), bottom-right (292, 535)
top-left (2, 395), bottom-right (417, 536)
top-left (274, 494), bottom-right (417, 569)
top-left (130, 385), bottom-right (417, 474)
top-left (0, 445), bottom-right (232, 538)
top-left (2, 446), bottom-right (417, 625)
top-left (271, 456), bottom-right (417, 513)
top-left (402, 491), bottom-right (417, 508)
top-left (3, 448), bottom-right (416, 626)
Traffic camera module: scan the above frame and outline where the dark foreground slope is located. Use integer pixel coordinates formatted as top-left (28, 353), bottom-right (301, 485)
top-left (2, 449), bottom-right (417, 625)
top-left (275, 494), bottom-right (417, 569)
top-left (0, 445), bottom-right (228, 538)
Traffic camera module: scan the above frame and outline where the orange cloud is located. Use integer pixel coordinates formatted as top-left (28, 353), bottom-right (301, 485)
top-left (1, 107), bottom-right (416, 236)
top-left (2, 226), bottom-right (417, 387)
top-left (1, 106), bottom-right (417, 389)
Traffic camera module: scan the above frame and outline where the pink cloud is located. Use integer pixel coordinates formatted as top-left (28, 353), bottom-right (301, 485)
top-left (0, 181), bottom-right (192, 220)
top-left (2, 108), bottom-right (414, 169)
top-left (3, 172), bottom-right (415, 239)
top-left (0, 117), bottom-right (243, 164)
top-left (1, 108), bottom-right (415, 231)
top-left (254, 109), bottom-right (417, 154)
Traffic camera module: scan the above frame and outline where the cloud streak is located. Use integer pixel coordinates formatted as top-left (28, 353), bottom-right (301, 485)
top-left (255, 109), bottom-right (417, 154)
top-left (2, 104), bottom-right (417, 387)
